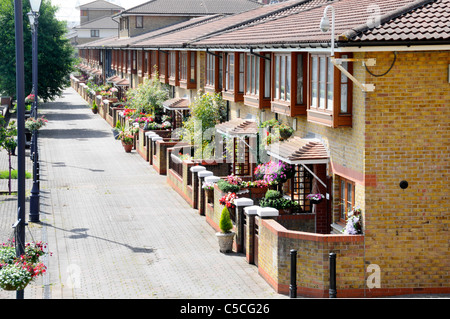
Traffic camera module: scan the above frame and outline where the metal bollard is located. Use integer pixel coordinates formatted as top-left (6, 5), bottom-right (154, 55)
top-left (329, 252), bottom-right (337, 298)
top-left (289, 249), bottom-right (297, 298)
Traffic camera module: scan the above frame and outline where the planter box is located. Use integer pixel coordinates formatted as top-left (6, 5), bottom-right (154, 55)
top-left (152, 138), bottom-right (184, 175)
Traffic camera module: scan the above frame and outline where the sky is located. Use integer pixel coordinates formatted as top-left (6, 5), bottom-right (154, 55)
top-left (50, 0), bottom-right (148, 23)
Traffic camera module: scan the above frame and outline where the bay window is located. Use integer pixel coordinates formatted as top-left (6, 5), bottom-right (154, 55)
top-left (150, 50), bottom-right (158, 76)
top-left (205, 51), bottom-right (221, 93)
top-left (159, 50), bottom-right (168, 84)
top-left (179, 51), bottom-right (196, 89)
top-left (222, 52), bottom-right (244, 102)
top-left (169, 51), bottom-right (179, 86)
top-left (244, 52), bottom-right (270, 109)
top-left (307, 53), bottom-right (353, 127)
top-left (271, 52), bottom-right (307, 117)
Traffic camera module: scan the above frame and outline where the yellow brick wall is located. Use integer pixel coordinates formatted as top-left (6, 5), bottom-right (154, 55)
top-left (363, 50), bottom-right (450, 289)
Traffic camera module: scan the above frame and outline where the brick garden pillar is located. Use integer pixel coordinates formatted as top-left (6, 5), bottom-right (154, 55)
top-left (145, 131), bottom-right (157, 162)
top-left (313, 164), bottom-right (329, 234)
top-left (234, 198), bottom-right (254, 253)
top-left (190, 166), bottom-right (205, 209)
top-left (197, 170), bottom-right (213, 215)
top-left (204, 175), bottom-right (220, 215)
top-left (244, 205), bottom-right (259, 264)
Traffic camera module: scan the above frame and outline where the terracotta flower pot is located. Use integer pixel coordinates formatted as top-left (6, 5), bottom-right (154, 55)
top-left (122, 143), bottom-right (133, 153)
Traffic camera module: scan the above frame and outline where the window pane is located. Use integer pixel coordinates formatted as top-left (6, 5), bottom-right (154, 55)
top-left (275, 55), bottom-right (280, 99)
top-left (311, 56), bottom-right (317, 107)
top-left (340, 179), bottom-right (345, 220)
top-left (190, 52), bottom-right (196, 83)
top-left (245, 54), bottom-right (252, 94)
top-left (218, 55), bottom-right (223, 90)
top-left (341, 84), bottom-right (348, 113)
top-left (319, 57), bottom-right (326, 108)
top-left (327, 59), bottom-right (333, 110)
top-left (255, 57), bottom-right (260, 95)
top-left (297, 54), bottom-right (303, 105)
top-left (229, 54), bottom-right (234, 90)
top-left (347, 182), bottom-right (353, 212)
top-left (264, 55), bottom-right (270, 98)
top-left (280, 55), bottom-right (285, 100)
top-left (286, 55), bottom-right (291, 101)
top-left (239, 54), bottom-right (244, 93)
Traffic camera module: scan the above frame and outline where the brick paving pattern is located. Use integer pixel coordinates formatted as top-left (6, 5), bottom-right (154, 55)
top-left (0, 88), bottom-right (286, 299)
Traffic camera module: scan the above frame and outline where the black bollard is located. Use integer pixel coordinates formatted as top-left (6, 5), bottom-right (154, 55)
top-left (329, 252), bottom-right (337, 298)
top-left (289, 249), bottom-right (297, 298)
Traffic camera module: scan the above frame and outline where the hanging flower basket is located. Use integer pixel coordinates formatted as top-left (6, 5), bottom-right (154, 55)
top-left (307, 193), bottom-right (325, 205)
top-left (0, 240), bottom-right (50, 291)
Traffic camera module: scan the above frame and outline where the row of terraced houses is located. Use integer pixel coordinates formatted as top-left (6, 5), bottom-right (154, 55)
top-left (71, 0), bottom-right (449, 298)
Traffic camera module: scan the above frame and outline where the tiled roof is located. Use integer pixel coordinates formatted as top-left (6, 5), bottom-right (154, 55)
top-left (119, 0), bottom-right (262, 16)
top-left (77, 0), bottom-right (124, 10)
top-left (162, 98), bottom-right (190, 110)
top-left (190, 0), bottom-right (444, 49)
top-left (216, 118), bottom-right (259, 136)
top-left (75, 16), bottom-right (118, 30)
top-left (132, 0), bottom-right (323, 48)
top-left (79, 15), bottom-right (218, 48)
top-left (346, 0), bottom-right (450, 43)
top-left (267, 137), bottom-right (329, 164)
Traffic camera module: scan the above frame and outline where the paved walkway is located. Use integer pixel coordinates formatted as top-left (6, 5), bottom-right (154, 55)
top-left (0, 87), bottom-right (286, 299)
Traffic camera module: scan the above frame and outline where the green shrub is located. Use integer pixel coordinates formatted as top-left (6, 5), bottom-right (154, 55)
top-left (0, 170), bottom-right (32, 179)
top-left (265, 189), bottom-right (282, 200)
top-left (217, 179), bottom-right (240, 193)
top-left (219, 206), bottom-right (233, 233)
top-left (259, 197), bottom-right (302, 213)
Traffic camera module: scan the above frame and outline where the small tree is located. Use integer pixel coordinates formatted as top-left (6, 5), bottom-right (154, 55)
top-left (219, 206), bottom-right (233, 233)
top-left (0, 117), bottom-right (17, 194)
top-left (126, 74), bottom-right (169, 116)
top-left (181, 91), bottom-right (226, 159)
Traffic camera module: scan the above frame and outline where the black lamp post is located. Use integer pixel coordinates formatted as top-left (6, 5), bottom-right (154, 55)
top-left (13, 0), bottom-right (27, 300)
top-left (28, 0), bottom-right (41, 223)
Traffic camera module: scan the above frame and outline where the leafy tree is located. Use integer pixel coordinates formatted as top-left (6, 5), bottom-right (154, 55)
top-left (126, 74), bottom-right (169, 116)
top-left (0, 0), bottom-right (75, 101)
top-left (181, 91), bottom-right (226, 159)
top-left (0, 116), bottom-right (17, 194)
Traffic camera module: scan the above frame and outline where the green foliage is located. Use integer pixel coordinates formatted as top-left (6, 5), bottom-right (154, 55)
top-left (259, 118), bottom-right (294, 146)
top-left (181, 91), bottom-right (226, 159)
top-left (260, 189), bottom-right (302, 212)
top-left (0, 0), bottom-right (75, 101)
top-left (265, 190), bottom-right (282, 200)
top-left (219, 207), bottom-right (233, 233)
top-left (217, 179), bottom-right (241, 193)
top-left (91, 101), bottom-right (98, 110)
top-left (0, 170), bottom-right (32, 179)
top-left (126, 75), bottom-right (169, 116)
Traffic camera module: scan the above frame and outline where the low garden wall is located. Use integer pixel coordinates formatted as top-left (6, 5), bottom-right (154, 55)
top-left (257, 218), bottom-right (365, 298)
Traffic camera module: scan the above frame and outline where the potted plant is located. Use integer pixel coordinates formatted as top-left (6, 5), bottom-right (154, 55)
top-left (202, 181), bottom-right (215, 203)
top-left (342, 206), bottom-right (363, 235)
top-left (91, 101), bottom-right (98, 114)
top-left (119, 130), bottom-right (134, 153)
top-left (216, 206), bottom-right (235, 253)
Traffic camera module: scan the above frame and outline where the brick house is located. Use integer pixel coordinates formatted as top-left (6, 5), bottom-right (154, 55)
top-left (73, 0), bottom-right (124, 45)
top-left (75, 0), bottom-right (449, 297)
top-left (113, 0), bottom-right (262, 38)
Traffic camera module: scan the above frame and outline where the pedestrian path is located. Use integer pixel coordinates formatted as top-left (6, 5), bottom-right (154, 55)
top-left (0, 87), bottom-right (286, 299)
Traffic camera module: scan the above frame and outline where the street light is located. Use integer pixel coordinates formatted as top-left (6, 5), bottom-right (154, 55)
top-left (320, 5), bottom-right (335, 57)
top-left (29, 0), bottom-right (42, 13)
top-left (13, 0), bottom-right (27, 300)
top-left (28, 0), bottom-right (41, 223)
